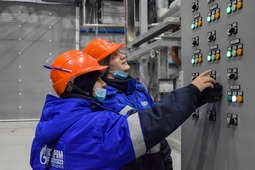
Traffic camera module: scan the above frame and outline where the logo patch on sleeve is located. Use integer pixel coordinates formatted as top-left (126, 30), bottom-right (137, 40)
top-left (141, 101), bottom-right (149, 107)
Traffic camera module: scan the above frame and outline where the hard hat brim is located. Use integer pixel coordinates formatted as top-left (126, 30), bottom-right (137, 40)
top-left (98, 42), bottom-right (125, 62)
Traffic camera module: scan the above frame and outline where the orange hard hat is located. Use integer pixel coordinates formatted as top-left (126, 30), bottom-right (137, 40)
top-left (84, 38), bottom-right (124, 62)
top-left (50, 50), bottom-right (108, 95)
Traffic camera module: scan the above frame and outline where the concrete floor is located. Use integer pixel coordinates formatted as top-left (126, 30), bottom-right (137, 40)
top-left (0, 121), bottom-right (181, 170)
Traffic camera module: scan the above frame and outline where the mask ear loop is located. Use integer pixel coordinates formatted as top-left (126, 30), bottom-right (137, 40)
top-left (67, 81), bottom-right (90, 96)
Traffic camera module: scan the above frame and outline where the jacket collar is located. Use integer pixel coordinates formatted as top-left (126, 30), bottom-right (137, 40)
top-left (103, 77), bottom-right (136, 94)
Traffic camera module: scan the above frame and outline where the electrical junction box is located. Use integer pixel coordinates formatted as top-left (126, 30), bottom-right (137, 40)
top-left (181, 1), bottom-right (254, 170)
top-left (159, 79), bottom-right (174, 93)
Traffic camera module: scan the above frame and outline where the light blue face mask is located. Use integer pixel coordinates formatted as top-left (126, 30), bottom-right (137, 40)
top-left (113, 70), bottom-right (128, 80)
top-left (94, 88), bottom-right (107, 103)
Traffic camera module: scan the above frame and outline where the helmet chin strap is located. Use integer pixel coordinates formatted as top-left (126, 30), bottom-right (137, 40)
top-left (67, 82), bottom-right (90, 96)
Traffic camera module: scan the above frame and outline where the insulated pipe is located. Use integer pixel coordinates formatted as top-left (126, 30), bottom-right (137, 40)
top-left (155, 0), bottom-right (169, 21)
top-left (157, 0), bottom-right (181, 22)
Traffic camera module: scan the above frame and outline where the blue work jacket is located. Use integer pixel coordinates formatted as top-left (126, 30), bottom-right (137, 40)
top-left (30, 84), bottom-right (200, 170)
top-left (103, 77), bottom-right (172, 170)
top-left (103, 78), bottom-right (154, 113)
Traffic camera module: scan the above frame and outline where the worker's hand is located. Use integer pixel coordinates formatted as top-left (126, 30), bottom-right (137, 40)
top-left (191, 70), bottom-right (216, 92)
top-left (197, 82), bottom-right (223, 107)
top-left (201, 83), bottom-right (223, 102)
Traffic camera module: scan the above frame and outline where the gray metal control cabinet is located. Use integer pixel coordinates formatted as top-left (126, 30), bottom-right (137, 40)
top-left (181, 1), bottom-right (255, 170)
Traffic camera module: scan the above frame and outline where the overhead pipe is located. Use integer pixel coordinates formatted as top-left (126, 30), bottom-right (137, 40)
top-left (157, 0), bottom-right (181, 22)
top-left (155, 0), bottom-right (169, 21)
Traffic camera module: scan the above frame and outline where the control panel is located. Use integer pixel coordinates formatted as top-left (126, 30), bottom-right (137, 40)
top-left (181, 1), bottom-right (254, 170)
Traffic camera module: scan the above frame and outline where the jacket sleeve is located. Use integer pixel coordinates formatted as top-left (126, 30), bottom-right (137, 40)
top-left (160, 139), bottom-right (173, 170)
top-left (138, 84), bottom-right (200, 150)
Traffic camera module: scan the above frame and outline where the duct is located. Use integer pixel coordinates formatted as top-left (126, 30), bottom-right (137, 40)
top-left (157, 0), bottom-right (181, 22)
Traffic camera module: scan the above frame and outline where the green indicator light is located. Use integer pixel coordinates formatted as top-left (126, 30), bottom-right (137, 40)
top-left (191, 58), bottom-right (195, 64)
top-left (207, 16), bottom-right (211, 23)
top-left (226, 6), bottom-right (232, 14)
top-left (227, 95), bottom-right (232, 102)
top-left (207, 55), bottom-right (212, 61)
top-left (191, 23), bottom-right (195, 30)
top-left (226, 51), bottom-right (232, 58)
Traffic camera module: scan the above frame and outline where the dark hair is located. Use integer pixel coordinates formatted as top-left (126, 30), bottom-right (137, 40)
top-left (99, 56), bottom-right (111, 79)
top-left (99, 55), bottom-right (110, 66)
